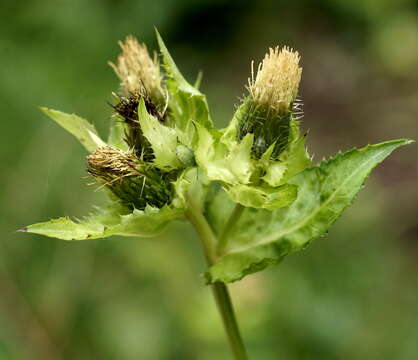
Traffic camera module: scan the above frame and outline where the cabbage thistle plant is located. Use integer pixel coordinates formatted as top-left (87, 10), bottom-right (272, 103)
top-left (22, 32), bottom-right (412, 359)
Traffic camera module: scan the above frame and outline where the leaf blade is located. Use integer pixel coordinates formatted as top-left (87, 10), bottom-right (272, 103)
top-left (156, 30), bottom-right (212, 145)
top-left (40, 107), bottom-right (106, 152)
top-left (24, 202), bottom-right (183, 240)
top-left (137, 99), bottom-right (182, 169)
top-left (107, 116), bottom-right (129, 150)
top-left (208, 139), bottom-right (413, 283)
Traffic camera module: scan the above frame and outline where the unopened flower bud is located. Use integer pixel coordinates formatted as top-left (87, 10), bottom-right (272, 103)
top-left (112, 92), bottom-right (162, 161)
top-left (87, 147), bottom-right (171, 210)
top-left (237, 46), bottom-right (302, 159)
top-left (109, 35), bottom-right (165, 108)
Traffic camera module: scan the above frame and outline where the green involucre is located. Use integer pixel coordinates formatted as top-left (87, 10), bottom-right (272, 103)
top-left (195, 112), bottom-right (311, 210)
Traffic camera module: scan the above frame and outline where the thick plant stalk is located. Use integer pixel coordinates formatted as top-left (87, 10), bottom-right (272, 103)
top-left (185, 205), bottom-right (249, 360)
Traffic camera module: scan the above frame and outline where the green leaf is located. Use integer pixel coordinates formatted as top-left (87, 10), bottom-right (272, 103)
top-left (137, 99), bottom-right (182, 170)
top-left (195, 125), bottom-right (254, 184)
top-left (208, 139), bottom-right (412, 283)
top-left (107, 116), bottom-right (128, 150)
top-left (176, 144), bottom-right (196, 167)
top-left (196, 115), bottom-right (310, 206)
top-left (173, 167), bottom-right (210, 213)
top-left (23, 202), bottom-right (183, 240)
top-left (196, 121), bottom-right (303, 210)
top-left (40, 107), bottom-right (106, 152)
top-left (221, 100), bottom-right (249, 143)
top-left (204, 183), bottom-right (235, 237)
top-left (156, 30), bottom-right (212, 146)
top-left (225, 184), bottom-right (297, 211)
top-left (194, 70), bottom-right (203, 89)
top-left (262, 120), bottom-right (311, 187)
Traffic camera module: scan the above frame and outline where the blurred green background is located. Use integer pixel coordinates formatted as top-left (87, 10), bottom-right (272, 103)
top-left (1, 1), bottom-right (417, 359)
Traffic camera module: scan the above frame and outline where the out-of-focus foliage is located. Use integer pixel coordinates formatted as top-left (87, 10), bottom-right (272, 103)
top-left (0, 1), bottom-right (417, 359)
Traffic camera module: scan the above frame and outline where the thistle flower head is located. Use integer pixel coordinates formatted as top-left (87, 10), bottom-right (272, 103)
top-left (111, 92), bottom-right (159, 161)
top-left (87, 146), bottom-right (141, 180)
top-left (235, 46), bottom-right (303, 159)
top-left (109, 35), bottom-right (165, 106)
top-left (87, 146), bottom-right (171, 210)
top-left (248, 46), bottom-right (302, 114)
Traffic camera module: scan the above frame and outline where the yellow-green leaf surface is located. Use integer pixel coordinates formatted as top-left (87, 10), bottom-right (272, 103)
top-left (40, 107), bottom-right (106, 152)
top-left (262, 120), bottom-right (311, 187)
top-left (208, 139), bottom-right (412, 283)
top-left (107, 116), bottom-right (129, 150)
top-left (137, 99), bottom-right (182, 169)
top-left (23, 203), bottom-right (183, 240)
top-left (226, 184), bottom-right (297, 210)
top-left (196, 117), bottom-right (310, 202)
top-left (156, 30), bottom-right (212, 147)
top-left (195, 125), bottom-right (254, 185)
top-left (174, 167), bottom-right (210, 213)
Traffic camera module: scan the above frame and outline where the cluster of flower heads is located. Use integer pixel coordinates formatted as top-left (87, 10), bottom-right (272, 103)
top-left (88, 36), bottom-right (173, 210)
top-left (87, 35), bottom-right (308, 212)
top-left (24, 32), bottom-right (410, 283)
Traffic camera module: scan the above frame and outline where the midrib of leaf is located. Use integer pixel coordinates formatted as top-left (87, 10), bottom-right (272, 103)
top-left (224, 147), bottom-right (388, 255)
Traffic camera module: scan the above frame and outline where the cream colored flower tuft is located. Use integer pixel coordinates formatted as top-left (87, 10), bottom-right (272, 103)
top-left (87, 146), bottom-right (140, 181)
top-left (248, 46), bottom-right (302, 114)
top-left (87, 146), bottom-right (172, 210)
top-left (109, 35), bottom-right (164, 104)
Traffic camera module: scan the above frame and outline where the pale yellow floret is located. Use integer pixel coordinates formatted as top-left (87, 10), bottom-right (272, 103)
top-left (248, 46), bottom-right (302, 114)
top-left (109, 35), bottom-right (164, 102)
top-left (87, 146), bottom-right (140, 179)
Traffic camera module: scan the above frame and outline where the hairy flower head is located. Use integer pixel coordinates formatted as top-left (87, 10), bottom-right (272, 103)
top-left (87, 146), bottom-right (171, 210)
top-left (248, 46), bottom-right (302, 114)
top-left (235, 46), bottom-right (303, 159)
top-left (111, 92), bottom-right (160, 161)
top-left (87, 146), bottom-right (140, 179)
top-left (109, 35), bottom-right (165, 106)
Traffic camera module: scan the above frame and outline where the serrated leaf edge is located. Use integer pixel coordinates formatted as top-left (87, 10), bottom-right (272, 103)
top-left (224, 139), bottom-right (412, 255)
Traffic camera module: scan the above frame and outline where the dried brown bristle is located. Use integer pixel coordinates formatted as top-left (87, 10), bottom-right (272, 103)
top-left (87, 146), bottom-right (172, 210)
top-left (109, 35), bottom-right (165, 108)
top-left (112, 92), bottom-right (165, 161)
top-left (87, 146), bottom-right (140, 179)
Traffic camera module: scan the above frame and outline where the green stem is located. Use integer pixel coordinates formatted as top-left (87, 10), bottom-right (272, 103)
top-left (211, 282), bottom-right (249, 360)
top-left (185, 205), bottom-right (249, 360)
top-left (185, 207), bottom-right (217, 265)
top-left (218, 203), bottom-right (245, 254)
